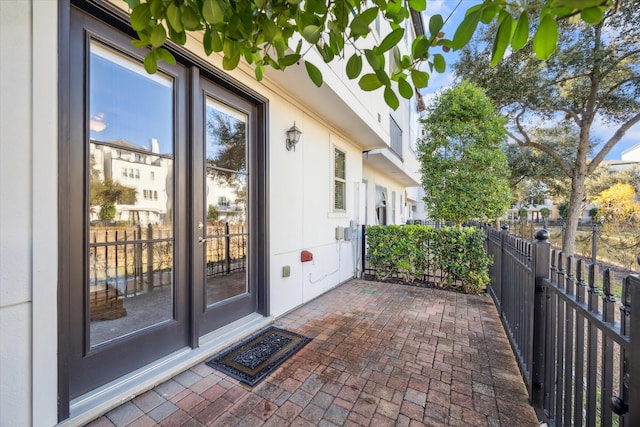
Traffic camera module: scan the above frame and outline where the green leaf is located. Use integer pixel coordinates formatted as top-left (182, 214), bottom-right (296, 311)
top-left (410, 69), bottom-right (429, 88)
top-left (306, 0), bottom-right (327, 14)
top-left (398, 76), bottom-right (413, 99)
top-left (202, 0), bottom-right (224, 25)
top-left (480, 5), bottom-right (498, 24)
top-left (274, 39), bottom-right (286, 59)
top-left (149, 0), bottom-right (164, 19)
top-left (124, 0), bottom-right (140, 9)
top-left (511, 12), bottom-right (529, 53)
top-left (350, 7), bottom-right (378, 36)
top-left (390, 46), bottom-right (402, 74)
top-left (168, 26), bottom-right (187, 45)
top-left (364, 49), bottom-right (381, 70)
top-left (144, 52), bottom-right (158, 73)
top-left (131, 39), bottom-right (149, 49)
top-left (433, 53), bottom-right (445, 73)
top-left (452, 9), bottom-right (481, 50)
top-left (222, 40), bottom-right (241, 70)
top-left (428, 14), bottom-right (443, 37)
top-left (581, 7), bottom-right (604, 24)
top-left (490, 15), bottom-right (513, 66)
top-left (317, 44), bottom-right (335, 63)
top-left (384, 86), bottom-right (399, 110)
top-left (156, 47), bottom-right (176, 65)
top-left (130, 3), bottom-right (151, 32)
top-left (346, 53), bottom-right (362, 80)
top-left (533, 14), bottom-right (558, 60)
top-left (223, 51), bottom-right (241, 70)
top-left (412, 36), bottom-right (430, 59)
top-left (302, 25), bottom-right (322, 44)
top-left (408, 0), bottom-right (426, 12)
top-left (255, 64), bottom-right (264, 81)
top-left (203, 28), bottom-right (214, 55)
top-left (211, 30), bottom-right (223, 52)
top-left (181, 5), bottom-right (201, 31)
top-left (378, 28), bottom-right (404, 53)
top-left (553, 0), bottom-right (607, 8)
top-left (359, 73), bottom-right (383, 91)
top-left (375, 68), bottom-right (390, 86)
top-left (280, 53), bottom-right (301, 67)
top-left (262, 19), bottom-right (278, 42)
top-left (166, 3), bottom-right (183, 33)
top-left (329, 32), bottom-right (344, 52)
top-left (305, 61), bottom-right (323, 87)
top-left (150, 24), bottom-right (166, 48)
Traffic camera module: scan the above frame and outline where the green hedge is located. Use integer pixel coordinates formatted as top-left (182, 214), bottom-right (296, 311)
top-left (365, 225), bottom-right (491, 294)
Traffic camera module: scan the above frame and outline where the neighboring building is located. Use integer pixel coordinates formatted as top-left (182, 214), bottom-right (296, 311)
top-left (621, 143), bottom-right (640, 162)
top-left (0, 1), bottom-right (423, 425)
top-left (505, 201), bottom-right (558, 223)
top-left (602, 143), bottom-right (640, 173)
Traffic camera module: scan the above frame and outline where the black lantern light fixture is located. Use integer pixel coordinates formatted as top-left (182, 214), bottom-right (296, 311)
top-left (286, 122), bottom-right (302, 151)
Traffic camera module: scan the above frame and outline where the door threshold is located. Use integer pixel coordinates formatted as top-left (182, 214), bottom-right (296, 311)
top-left (60, 313), bottom-right (273, 427)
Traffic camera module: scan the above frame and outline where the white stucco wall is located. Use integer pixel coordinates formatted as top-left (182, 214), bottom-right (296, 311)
top-left (0, 1), bottom-right (58, 426)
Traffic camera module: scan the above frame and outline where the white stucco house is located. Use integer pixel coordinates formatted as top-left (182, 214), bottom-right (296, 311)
top-left (0, 1), bottom-right (423, 425)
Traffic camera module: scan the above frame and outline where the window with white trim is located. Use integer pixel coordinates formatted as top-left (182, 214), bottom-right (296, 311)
top-left (333, 148), bottom-right (346, 211)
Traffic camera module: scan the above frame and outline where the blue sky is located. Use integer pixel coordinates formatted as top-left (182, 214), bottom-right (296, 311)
top-left (421, 0), bottom-right (640, 161)
top-left (89, 42), bottom-right (174, 155)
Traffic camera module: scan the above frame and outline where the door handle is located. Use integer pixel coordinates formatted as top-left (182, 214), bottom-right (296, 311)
top-left (198, 236), bottom-right (207, 244)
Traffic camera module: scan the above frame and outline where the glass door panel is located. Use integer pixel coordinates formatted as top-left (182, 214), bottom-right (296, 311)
top-left (88, 40), bottom-right (176, 348)
top-left (204, 98), bottom-right (248, 306)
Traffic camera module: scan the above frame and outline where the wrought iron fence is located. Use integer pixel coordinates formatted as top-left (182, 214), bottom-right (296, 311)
top-left (205, 223), bottom-right (247, 277)
top-left (88, 224), bottom-right (173, 298)
top-left (481, 224), bottom-right (640, 426)
top-left (88, 222), bottom-right (247, 298)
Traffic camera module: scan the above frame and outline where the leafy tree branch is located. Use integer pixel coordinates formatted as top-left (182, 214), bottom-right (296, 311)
top-left (124, 0), bottom-right (619, 109)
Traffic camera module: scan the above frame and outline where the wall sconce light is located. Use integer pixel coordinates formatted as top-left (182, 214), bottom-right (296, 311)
top-left (286, 122), bottom-right (302, 151)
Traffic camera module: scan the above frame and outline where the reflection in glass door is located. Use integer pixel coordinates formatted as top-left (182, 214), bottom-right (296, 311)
top-left (203, 98), bottom-right (248, 305)
top-left (66, 11), bottom-right (189, 398)
top-left (88, 41), bottom-right (175, 348)
top-left (194, 81), bottom-right (259, 337)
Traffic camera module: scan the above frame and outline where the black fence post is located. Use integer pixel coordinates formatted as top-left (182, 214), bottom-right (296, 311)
top-left (147, 223), bottom-right (154, 290)
top-left (225, 222), bottom-right (231, 274)
top-left (592, 223), bottom-right (598, 264)
top-left (497, 224), bottom-right (509, 314)
top-left (531, 229), bottom-right (550, 411)
top-left (361, 225), bottom-right (366, 278)
top-left (627, 272), bottom-right (640, 425)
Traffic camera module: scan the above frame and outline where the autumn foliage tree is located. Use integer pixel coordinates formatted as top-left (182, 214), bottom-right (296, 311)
top-left (593, 182), bottom-right (640, 268)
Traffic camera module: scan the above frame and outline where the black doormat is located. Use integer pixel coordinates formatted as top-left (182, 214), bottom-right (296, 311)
top-left (206, 326), bottom-right (311, 386)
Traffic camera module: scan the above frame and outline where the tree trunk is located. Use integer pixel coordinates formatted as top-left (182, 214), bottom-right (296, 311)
top-left (563, 172), bottom-right (588, 256)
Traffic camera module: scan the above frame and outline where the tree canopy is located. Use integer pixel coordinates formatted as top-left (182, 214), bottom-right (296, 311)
top-left (417, 80), bottom-right (511, 226)
top-left (124, 0), bottom-right (620, 109)
top-left (455, 0), bottom-right (640, 254)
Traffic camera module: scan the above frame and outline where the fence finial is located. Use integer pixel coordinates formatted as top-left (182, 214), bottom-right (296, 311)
top-left (534, 229), bottom-right (549, 241)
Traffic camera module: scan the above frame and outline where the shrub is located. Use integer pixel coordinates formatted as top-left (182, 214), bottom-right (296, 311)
top-left (366, 225), bottom-right (491, 294)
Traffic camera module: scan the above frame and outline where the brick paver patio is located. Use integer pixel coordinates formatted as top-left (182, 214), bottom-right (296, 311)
top-left (86, 279), bottom-right (540, 426)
